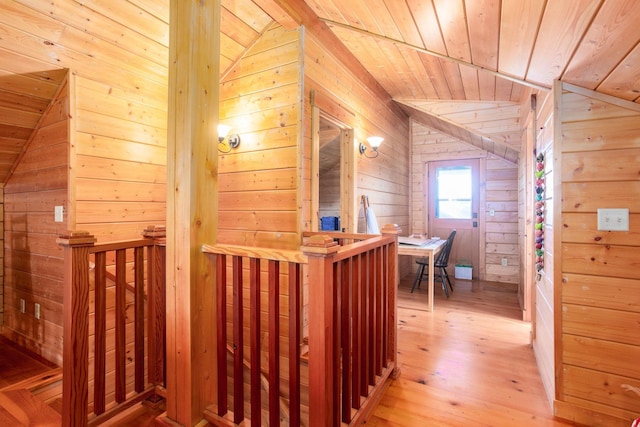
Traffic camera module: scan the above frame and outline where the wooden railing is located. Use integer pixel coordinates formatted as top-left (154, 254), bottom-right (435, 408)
top-left (57, 226), bottom-right (167, 427)
top-left (202, 224), bottom-right (400, 426)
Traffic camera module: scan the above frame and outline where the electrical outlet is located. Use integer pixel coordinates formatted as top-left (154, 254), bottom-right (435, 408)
top-left (35, 303), bottom-right (41, 319)
top-left (490, 209), bottom-right (495, 216)
top-left (501, 258), bottom-right (508, 267)
top-left (20, 298), bottom-right (25, 313)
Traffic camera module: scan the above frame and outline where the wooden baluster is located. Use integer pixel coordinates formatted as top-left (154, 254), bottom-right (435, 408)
top-left (358, 252), bottom-right (368, 397)
top-left (366, 250), bottom-right (374, 387)
top-left (58, 231), bottom-right (97, 427)
top-left (143, 225), bottom-right (166, 388)
top-left (288, 263), bottom-right (301, 427)
top-left (232, 256), bottom-right (244, 424)
top-left (302, 235), bottom-right (340, 427)
top-left (94, 251), bottom-right (107, 415)
top-left (115, 248), bottom-right (127, 403)
top-left (134, 246), bottom-right (145, 392)
top-left (374, 246), bottom-right (383, 376)
top-left (340, 259), bottom-right (352, 423)
top-left (268, 260), bottom-right (280, 426)
top-left (332, 258), bottom-right (341, 418)
top-left (250, 258), bottom-right (261, 426)
top-left (215, 254), bottom-right (228, 417)
top-left (381, 244), bottom-right (389, 368)
top-left (351, 254), bottom-right (362, 410)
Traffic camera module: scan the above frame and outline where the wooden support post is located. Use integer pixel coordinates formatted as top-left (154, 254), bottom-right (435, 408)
top-left (302, 235), bottom-right (340, 427)
top-left (57, 231), bottom-right (97, 427)
top-left (166, 1), bottom-right (221, 424)
top-left (143, 226), bottom-right (167, 388)
top-left (381, 224), bottom-right (401, 378)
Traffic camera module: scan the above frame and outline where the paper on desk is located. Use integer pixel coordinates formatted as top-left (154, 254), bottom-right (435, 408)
top-left (398, 236), bottom-right (428, 245)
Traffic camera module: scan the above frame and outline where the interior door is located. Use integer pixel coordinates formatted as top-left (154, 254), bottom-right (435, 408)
top-left (428, 159), bottom-right (480, 278)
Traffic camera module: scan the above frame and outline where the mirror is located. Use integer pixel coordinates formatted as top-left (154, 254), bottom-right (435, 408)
top-left (318, 116), bottom-right (341, 231)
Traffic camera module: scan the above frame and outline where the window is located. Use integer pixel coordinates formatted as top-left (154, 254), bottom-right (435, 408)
top-left (435, 166), bottom-right (472, 219)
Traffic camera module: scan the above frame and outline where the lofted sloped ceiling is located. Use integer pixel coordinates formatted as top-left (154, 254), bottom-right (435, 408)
top-left (255, 0), bottom-right (640, 162)
top-left (0, 53), bottom-right (67, 183)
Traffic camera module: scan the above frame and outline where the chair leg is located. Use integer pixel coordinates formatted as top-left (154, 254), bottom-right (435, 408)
top-left (443, 267), bottom-right (453, 292)
top-left (411, 264), bottom-right (425, 293)
top-left (439, 267), bottom-right (449, 298)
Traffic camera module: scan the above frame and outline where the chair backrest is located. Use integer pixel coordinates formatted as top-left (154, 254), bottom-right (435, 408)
top-left (435, 229), bottom-right (456, 267)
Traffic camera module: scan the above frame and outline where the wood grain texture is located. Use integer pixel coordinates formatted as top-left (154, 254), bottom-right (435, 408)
top-left (555, 83), bottom-right (640, 424)
top-left (218, 23), bottom-right (301, 250)
top-left (3, 77), bottom-right (69, 365)
top-left (367, 277), bottom-right (576, 427)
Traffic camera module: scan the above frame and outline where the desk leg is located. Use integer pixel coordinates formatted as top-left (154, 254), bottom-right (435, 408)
top-left (427, 253), bottom-right (434, 312)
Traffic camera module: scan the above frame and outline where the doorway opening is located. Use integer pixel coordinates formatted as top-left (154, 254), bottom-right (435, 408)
top-left (427, 159), bottom-right (480, 277)
top-left (312, 108), bottom-right (355, 232)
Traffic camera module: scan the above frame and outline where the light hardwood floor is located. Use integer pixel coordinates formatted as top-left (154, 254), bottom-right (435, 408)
top-left (366, 276), bottom-right (578, 427)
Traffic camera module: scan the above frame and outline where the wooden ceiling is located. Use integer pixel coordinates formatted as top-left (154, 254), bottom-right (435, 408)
top-left (256, 0), bottom-right (640, 162)
top-left (0, 58), bottom-right (67, 183)
top-left (2, 0), bottom-right (639, 183)
top-left (293, 0), bottom-right (640, 103)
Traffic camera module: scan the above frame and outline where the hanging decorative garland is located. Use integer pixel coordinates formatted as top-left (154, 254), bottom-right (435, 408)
top-left (534, 151), bottom-right (545, 274)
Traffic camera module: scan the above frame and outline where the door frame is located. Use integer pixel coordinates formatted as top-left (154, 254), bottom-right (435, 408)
top-left (311, 105), bottom-right (356, 232)
top-left (425, 158), bottom-right (482, 279)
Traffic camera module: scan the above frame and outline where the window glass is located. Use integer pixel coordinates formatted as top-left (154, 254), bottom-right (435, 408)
top-left (436, 166), bottom-right (472, 219)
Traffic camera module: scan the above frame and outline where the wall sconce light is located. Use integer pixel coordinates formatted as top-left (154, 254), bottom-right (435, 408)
top-left (218, 124), bottom-right (240, 153)
top-left (359, 136), bottom-right (384, 158)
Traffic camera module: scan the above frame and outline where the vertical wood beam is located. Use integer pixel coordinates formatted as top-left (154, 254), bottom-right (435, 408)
top-left (552, 80), bottom-right (564, 403)
top-left (58, 231), bottom-right (96, 427)
top-left (143, 225), bottom-right (167, 387)
top-left (166, 1), bottom-right (220, 424)
top-left (381, 224), bottom-right (400, 376)
top-left (302, 235), bottom-right (340, 427)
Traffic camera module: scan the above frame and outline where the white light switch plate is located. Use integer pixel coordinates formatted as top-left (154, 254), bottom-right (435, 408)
top-left (54, 205), bottom-right (64, 222)
top-left (597, 208), bottom-right (629, 231)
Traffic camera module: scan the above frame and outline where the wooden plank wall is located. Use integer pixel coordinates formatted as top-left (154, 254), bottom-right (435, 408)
top-left (554, 84), bottom-right (640, 426)
top-left (485, 156), bottom-right (519, 283)
top-left (530, 89), bottom-right (555, 406)
top-left (303, 28), bottom-right (411, 261)
top-left (218, 23), bottom-right (301, 250)
top-left (0, 1), bottom-right (169, 364)
top-left (0, 1), bottom-right (169, 243)
top-left (216, 22), bottom-right (307, 422)
top-left (411, 121), bottom-right (520, 283)
top-left (4, 78), bottom-right (69, 365)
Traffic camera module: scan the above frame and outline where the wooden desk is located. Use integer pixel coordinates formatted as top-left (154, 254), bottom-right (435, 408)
top-left (398, 238), bottom-right (446, 312)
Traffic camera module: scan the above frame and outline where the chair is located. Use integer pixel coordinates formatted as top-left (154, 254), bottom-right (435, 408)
top-left (411, 230), bottom-right (456, 297)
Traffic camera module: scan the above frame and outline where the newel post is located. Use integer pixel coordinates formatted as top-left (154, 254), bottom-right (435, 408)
top-left (57, 230), bottom-right (97, 427)
top-left (302, 235), bottom-right (340, 427)
top-left (142, 225), bottom-right (167, 387)
top-left (381, 223), bottom-right (401, 377)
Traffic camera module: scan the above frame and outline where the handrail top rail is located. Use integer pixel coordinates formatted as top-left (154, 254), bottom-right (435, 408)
top-left (302, 231), bottom-right (380, 240)
top-left (203, 232), bottom-right (398, 264)
top-left (202, 243), bottom-right (308, 264)
top-left (329, 234), bottom-right (397, 262)
top-left (89, 237), bottom-right (155, 254)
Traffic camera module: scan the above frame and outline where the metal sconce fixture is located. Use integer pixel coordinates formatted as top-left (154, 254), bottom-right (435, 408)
top-left (359, 136), bottom-right (384, 158)
top-left (218, 124), bottom-right (240, 153)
